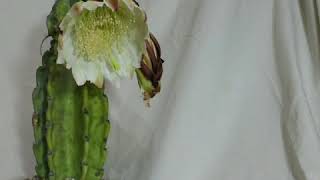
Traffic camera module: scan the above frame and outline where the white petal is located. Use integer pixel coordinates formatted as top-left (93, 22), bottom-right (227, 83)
top-left (94, 65), bottom-right (105, 88)
top-left (113, 38), bottom-right (141, 77)
top-left (103, 62), bottom-right (119, 82)
top-left (65, 52), bottom-right (77, 69)
top-left (62, 33), bottom-right (77, 68)
top-left (57, 48), bottom-right (65, 64)
top-left (56, 55), bottom-right (65, 64)
top-left (115, 52), bottom-right (132, 77)
top-left (86, 62), bottom-right (99, 83)
top-left (126, 40), bottom-right (141, 67)
top-left (82, 1), bottom-right (104, 11)
top-left (71, 61), bottom-right (87, 86)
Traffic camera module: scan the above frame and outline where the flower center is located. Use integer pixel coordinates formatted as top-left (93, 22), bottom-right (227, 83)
top-left (73, 6), bottom-right (135, 61)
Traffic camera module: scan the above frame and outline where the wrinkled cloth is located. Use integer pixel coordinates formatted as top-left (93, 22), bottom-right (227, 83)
top-left (105, 0), bottom-right (320, 180)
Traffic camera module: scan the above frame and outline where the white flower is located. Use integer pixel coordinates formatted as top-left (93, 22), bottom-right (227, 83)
top-left (57, 0), bottom-right (148, 88)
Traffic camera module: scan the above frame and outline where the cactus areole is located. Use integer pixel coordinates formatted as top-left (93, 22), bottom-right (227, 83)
top-left (31, 0), bottom-right (163, 179)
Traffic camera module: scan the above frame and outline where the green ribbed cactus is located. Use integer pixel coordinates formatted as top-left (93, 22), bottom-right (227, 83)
top-left (32, 0), bottom-right (110, 179)
top-left (33, 57), bottom-right (110, 180)
top-left (31, 0), bottom-right (163, 179)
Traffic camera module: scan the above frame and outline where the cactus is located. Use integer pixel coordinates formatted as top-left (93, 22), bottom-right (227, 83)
top-left (31, 0), bottom-right (163, 179)
top-left (33, 60), bottom-right (110, 180)
top-left (32, 0), bottom-right (110, 179)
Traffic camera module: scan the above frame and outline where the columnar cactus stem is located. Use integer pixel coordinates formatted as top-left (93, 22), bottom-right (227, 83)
top-left (33, 51), bottom-right (110, 180)
top-left (46, 64), bottom-right (82, 179)
top-left (32, 66), bottom-right (49, 179)
top-left (80, 83), bottom-right (110, 179)
top-left (32, 1), bottom-right (110, 179)
top-left (81, 85), bottom-right (90, 179)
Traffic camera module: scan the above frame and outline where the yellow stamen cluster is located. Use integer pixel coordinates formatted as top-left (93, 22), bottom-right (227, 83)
top-left (73, 6), bottom-right (135, 62)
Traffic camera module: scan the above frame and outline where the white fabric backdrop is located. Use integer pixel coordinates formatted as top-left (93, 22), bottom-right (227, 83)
top-left (0, 0), bottom-right (319, 180)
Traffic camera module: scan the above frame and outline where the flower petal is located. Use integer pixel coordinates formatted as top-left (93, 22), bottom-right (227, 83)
top-left (81, 1), bottom-right (105, 11)
top-left (94, 70), bottom-right (105, 88)
top-left (71, 61), bottom-right (87, 86)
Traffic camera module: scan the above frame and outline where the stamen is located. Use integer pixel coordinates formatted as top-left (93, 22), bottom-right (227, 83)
top-left (73, 6), bottom-right (135, 62)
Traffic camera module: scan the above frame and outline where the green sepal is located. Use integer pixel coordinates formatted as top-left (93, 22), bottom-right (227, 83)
top-left (136, 69), bottom-right (154, 94)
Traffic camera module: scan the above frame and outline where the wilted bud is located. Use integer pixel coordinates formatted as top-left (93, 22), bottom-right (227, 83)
top-left (136, 33), bottom-right (164, 106)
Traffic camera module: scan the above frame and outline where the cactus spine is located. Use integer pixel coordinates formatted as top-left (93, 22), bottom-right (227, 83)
top-left (32, 0), bottom-right (110, 179)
